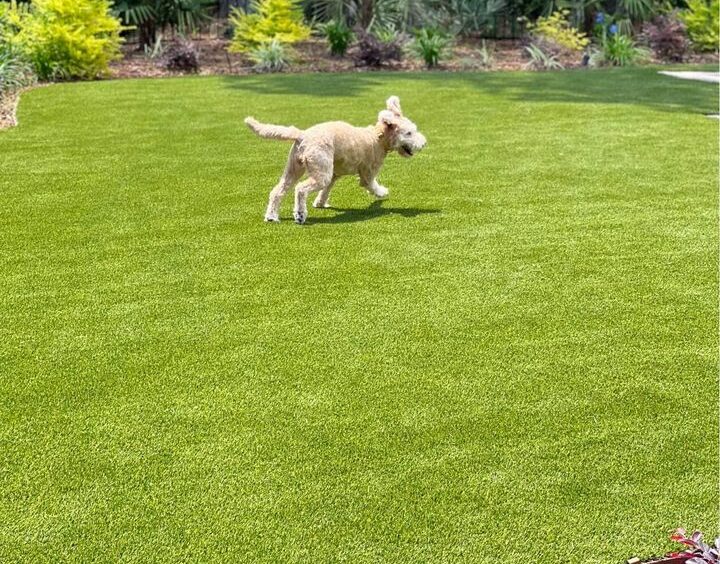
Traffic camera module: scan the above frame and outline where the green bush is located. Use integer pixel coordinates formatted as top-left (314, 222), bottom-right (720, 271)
top-left (2, 0), bottom-right (123, 80)
top-left (680, 0), bottom-right (719, 51)
top-left (411, 28), bottom-right (450, 67)
top-left (228, 0), bottom-right (310, 53)
top-left (590, 33), bottom-right (650, 66)
top-left (523, 43), bottom-right (563, 70)
top-left (0, 44), bottom-right (35, 98)
top-left (249, 37), bottom-right (289, 71)
top-left (320, 19), bottom-right (352, 56)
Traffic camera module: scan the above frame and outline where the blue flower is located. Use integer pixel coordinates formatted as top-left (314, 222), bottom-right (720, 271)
top-left (609, 23), bottom-right (618, 34)
top-left (595, 12), bottom-right (605, 24)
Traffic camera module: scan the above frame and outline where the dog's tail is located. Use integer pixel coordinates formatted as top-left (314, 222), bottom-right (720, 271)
top-left (244, 117), bottom-right (303, 141)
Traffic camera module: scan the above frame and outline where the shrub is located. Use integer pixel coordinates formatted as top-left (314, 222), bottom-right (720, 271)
top-left (7, 0), bottom-right (123, 80)
top-left (590, 33), bottom-right (650, 66)
top-left (0, 44), bottom-right (35, 99)
top-left (0, 1), bottom-right (23, 41)
top-left (679, 0), bottom-right (719, 51)
top-left (163, 38), bottom-right (199, 72)
top-left (320, 19), bottom-right (353, 56)
top-left (523, 43), bottom-right (563, 70)
top-left (641, 12), bottom-right (690, 61)
top-left (411, 28), bottom-right (450, 67)
top-left (351, 29), bottom-right (403, 67)
top-left (249, 38), bottom-right (289, 71)
top-left (228, 0), bottom-right (310, 53)
top-left (529, 10), bottom-right (589, 52)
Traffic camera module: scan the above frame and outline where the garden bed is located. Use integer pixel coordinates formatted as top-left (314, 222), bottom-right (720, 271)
top-left (110, 35), bottom-right (718, 79)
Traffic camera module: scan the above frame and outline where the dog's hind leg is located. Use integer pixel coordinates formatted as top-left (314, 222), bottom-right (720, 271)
top-left (294, 155), bottom-right (333, 224)
top-left (294, 175), bottom-right (333, 225)
top-left (312, 176), bottom-right (336, 209)
top-left (265, 144), bottom-right (303, 223)
top-left (293, 177), bottom-right (326, 224)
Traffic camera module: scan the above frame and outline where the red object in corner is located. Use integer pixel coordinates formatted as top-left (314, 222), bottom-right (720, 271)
top-left (627, 552), bottom-right (699, 564)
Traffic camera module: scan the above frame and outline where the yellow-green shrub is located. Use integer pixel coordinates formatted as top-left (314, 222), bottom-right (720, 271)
top-left (680, 0), bottom-right (719, 51)
top-left (0, 2), bottom-right (27, 47)
top-left (228, 0), bottom-right (310, 53)
top-left (3, 0), bottom-right (123, 80)
top-left (529, 10), bottom-right (589, 51)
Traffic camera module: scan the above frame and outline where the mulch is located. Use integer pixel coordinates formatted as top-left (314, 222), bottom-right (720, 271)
top-left (0, 91), bottom-right (19, 130)
top-left (110, 35), bottom-right (719, 79)
top-left (109, 37), bottom-right (573, 79)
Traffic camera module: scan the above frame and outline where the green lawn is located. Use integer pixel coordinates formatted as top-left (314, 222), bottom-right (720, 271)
top-left (0, 68), bottom-right (717, 563)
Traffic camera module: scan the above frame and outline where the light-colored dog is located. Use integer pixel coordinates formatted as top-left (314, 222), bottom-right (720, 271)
top-left (245, 96), bottom-right (427, 224)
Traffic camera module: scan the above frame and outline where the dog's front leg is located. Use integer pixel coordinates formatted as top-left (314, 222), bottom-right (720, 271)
top-left (361, 176), bottom-right (389, 199)
top-left (359, 169), bottom-right (389, 199)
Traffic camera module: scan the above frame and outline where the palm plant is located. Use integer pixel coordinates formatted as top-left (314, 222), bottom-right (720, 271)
top-left (114, 0), bottom-right (214, 47)
top-left (429, 0), bottom-right (507, 35)
top-left (303, 0), bottom-right (430, 32)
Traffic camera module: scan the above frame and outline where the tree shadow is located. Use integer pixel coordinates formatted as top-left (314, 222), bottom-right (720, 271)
top-left (222, 72), bottom-right (384, 98)
top-left (305, 200), bottom-right (441, 224)
top-left (224, 67), bottom-right (718, 115)
top-left (455, 67), bottom-right (719, 115)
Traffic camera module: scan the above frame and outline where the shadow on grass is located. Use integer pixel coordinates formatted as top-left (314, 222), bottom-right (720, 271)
top-left (222, 72), bottom-right (384, 97)
top-left (457, 67), bottom-right (719, 115)
top-left (306, 200), bottom-right (440, 224)
top-left (224, 68), bottom-right (718, 115)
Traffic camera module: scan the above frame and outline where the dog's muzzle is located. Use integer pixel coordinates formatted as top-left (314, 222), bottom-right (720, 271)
top-left (399, 144), bottom-right (415, 157)
top-left (398, 134), bottom-right (427, 158)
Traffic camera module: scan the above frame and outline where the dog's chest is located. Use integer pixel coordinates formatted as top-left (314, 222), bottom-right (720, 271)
top-left (331, 137), bottom-right (383, 176)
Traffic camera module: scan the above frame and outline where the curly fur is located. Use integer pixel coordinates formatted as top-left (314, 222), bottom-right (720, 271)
top-left (245, 96), bottom-right (427, 224)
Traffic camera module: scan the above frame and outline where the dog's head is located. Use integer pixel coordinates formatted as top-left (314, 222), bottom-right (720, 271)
top-left (377, 96), bottom-right (427, 158)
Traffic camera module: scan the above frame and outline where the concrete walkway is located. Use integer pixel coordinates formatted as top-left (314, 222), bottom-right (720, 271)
top-left (658, 71), bottom-right (720, 83)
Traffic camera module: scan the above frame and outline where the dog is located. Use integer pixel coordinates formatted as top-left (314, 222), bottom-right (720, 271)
top-left (245, 96), bottom-right (427, 224)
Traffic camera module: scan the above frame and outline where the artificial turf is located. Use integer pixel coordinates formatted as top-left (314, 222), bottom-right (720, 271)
top-left (0, 67), bottom-right (717, 563)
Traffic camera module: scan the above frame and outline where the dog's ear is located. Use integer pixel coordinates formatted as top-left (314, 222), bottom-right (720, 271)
top-left (378, 109), bottom-right (399, 128)
top-left (386, 96), bottom-right (402, 116)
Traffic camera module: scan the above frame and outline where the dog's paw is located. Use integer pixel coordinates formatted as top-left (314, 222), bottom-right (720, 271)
top-left (264, 215), bottom-right (280, 223)
top-left (293, 211), bottom-right (307, 224)
top-left (313, 201), bottom-right (331, 209)
top-left (374, 186), bottom-right (389, 199)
